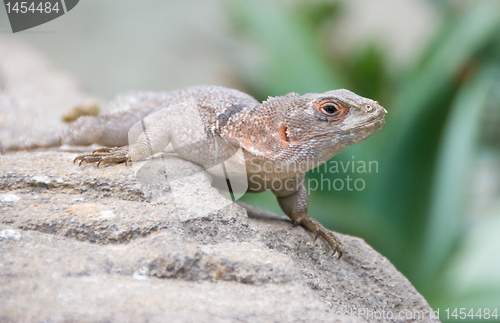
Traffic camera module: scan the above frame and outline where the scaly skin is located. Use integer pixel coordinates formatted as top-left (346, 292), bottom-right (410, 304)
top-left (1, 85), bottom-right (386, 257)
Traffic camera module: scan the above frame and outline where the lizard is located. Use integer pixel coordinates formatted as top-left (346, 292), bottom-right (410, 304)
top-left (1, 85), bottom-right (386, 257)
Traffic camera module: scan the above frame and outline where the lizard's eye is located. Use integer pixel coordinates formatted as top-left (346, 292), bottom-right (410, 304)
top-left (317, 99), bottom-right (349, 121)
top-left (322, 104), bottom-right (339, 115)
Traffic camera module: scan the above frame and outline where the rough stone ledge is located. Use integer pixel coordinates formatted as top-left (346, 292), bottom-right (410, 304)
top-left (1, 151), bottom-right (440, 322)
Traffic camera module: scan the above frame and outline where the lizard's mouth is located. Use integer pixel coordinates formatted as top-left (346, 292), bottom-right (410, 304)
top-left (364, 117), bottom-right (385, 129)
top-left (333, 117), bottom-right (384, 140)
top-left (340, 103), bottom-right (387, 132)
top-left (346, 114), bottom-right (385, 132)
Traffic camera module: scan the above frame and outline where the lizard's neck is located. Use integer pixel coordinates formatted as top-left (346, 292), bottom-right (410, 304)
top-left (227, 98), bottom-right (340, 178)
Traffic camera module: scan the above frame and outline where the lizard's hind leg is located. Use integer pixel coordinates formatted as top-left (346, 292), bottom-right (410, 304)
top-left (0, 114), bottom-right (131, 154)
top-left (0, 132), bottom-right (63, 154)
top-left (1, 103), bottom-right (153, 154)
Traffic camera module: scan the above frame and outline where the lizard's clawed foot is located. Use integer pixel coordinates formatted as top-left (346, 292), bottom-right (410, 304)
top-left (293, 215), bottom-right (343, 258)
top-left (74, 146), bottom-right (130, 167)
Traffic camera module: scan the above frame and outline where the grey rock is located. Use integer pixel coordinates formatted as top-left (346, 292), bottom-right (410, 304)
top-left (0, 194), bottom-right (20, 202)
top-left (0, 38), bottom-right (440, 322)
top-left (0, 228), bottom-right (22, 240)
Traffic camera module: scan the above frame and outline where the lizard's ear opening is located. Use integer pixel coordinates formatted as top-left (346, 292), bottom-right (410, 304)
top-left (279, 124), bottom-right (291, 143)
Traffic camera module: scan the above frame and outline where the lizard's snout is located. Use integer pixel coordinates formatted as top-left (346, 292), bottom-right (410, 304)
top-left (368, 102), bottom-right (387, 121)
top-left (355, 101), bottom-right (386, 131)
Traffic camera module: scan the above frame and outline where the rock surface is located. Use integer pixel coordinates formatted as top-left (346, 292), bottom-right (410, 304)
top-left (0, 38), bottom-right (440, 322)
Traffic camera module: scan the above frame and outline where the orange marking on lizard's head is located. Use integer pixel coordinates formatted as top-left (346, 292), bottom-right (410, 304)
top-left (314, 99), bottom-right (349, 121)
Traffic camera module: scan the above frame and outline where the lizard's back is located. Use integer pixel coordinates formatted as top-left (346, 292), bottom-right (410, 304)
top-left (61, 85), bottom-right (259, 148)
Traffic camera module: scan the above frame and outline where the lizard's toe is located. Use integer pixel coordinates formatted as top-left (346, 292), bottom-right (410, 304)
top-left (320, 229), bottom-right (343, 258)
top-left (96, 155), bottom-right (129, 168)
top-left (74, 154), bottom-right (101, 164)
top-left (313, 229), bottom-right (320, 241)
top-left (73, 155), bottom-right (85, 164)
top-left (77, 155), bottom-right (102, 165)
top-left (92, 147), bottom-right (113, 154)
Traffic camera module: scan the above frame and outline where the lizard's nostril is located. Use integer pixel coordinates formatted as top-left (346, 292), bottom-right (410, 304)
top-left (366, 105), bottom-right (372, 112)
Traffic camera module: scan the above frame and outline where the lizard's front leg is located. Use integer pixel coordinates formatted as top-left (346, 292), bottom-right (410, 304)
top-left (273, 174), bottom-right (343, 258)
top-left (74, 146), bottom-right (131, 167)
top-left (75, 121), bottom-right (172, 167)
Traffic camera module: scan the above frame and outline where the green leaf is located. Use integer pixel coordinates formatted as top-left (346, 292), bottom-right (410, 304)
top-left (419, 65), bottom-right (498, 289)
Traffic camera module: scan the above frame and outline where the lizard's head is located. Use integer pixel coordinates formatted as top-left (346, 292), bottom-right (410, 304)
top-left (233, 89), bottom-right (385, 171)
top-left (273, 89), bottom-right (386, 162)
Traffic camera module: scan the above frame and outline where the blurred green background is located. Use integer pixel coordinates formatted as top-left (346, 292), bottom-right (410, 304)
top-left (232, 1), bottom-right (500, 319)
top-left (2, 0), bottom-right (500, 320)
